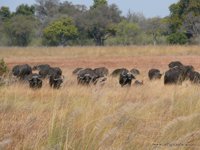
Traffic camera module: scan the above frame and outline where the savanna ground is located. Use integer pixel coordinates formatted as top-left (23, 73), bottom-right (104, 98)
top-left (1, 46), bottom-right (200, 150)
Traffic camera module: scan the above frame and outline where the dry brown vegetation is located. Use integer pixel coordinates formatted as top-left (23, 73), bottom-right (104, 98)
top-left (1, 46), bottom-right (200, 150)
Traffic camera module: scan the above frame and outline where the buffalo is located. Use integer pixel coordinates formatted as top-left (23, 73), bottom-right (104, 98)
top-left (32, 64), bottom-right (50, 71)
top-left (12, 64), bottom-right (32, 80)
top-left (134, 80), bottom-right (143, 86)
top-left (119, 71), bottom-right (135, 87)
top-left (93, 67), bottom-right (109, 77)
top-left (77, 73), bottom-right (93, 85)
top-left (72, 68), bottom-right (83, 75)
top-left (111, 68), bottom-right (129, 77)
top-left (188, 71), bottom-right (200, 84)
top-left (148, 69), bottom-right (162, 80)
top-left (168, 61), bottom-right (183, 69)
top-left (164, 65), bottom-right (194, 85)
top-left (49, 74), bottom-right (64, 89)
top-left (33, 64), bottom-right (51, 78)
top-left (28, 73), bottom-right (42, 89)
top-left (49, 67), bottom-right (62, 76)
top-left (77, 68), bottom-right (100, 85)
top-left (33, 65), bottom-right (62, 79)
top-left (48, 67), bottom-right (63, 89)
top-left (130, 68), bottom-right (140, 76)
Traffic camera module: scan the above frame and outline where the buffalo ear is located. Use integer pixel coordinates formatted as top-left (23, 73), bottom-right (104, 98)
top-left (54, 77), bottom-right (63, 81)
top-left (130, 74), bottom-right (135, 79)
top-left (38, 80), bottom-right (42, 84)
top-left (38, 75), bottom-right (42, 79)
top-left (54, 78), bottom-right (59, 81)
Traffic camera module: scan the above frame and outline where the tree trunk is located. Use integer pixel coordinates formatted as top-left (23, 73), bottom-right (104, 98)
top-left (153, 33), bottom-right (158, 45)
top-left (94, 37), bottom-right (104, 46)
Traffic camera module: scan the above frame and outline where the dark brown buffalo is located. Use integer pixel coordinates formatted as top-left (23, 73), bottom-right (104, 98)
top-left (72, 68), bottom-right (83, 75)
top-left (28, 73), bottom-right (42, 89)
top-left (168, 61), bottom-right (183, 69)
top-left (77, 68), bottom-right (99, 85)
top-left (188, 71), bottom-right (200, 84)
top-left (133, 80), bottom-right (143, 86)
top-left (32, 64), bottom-right (51, 78)
top-left (93, 67), bottom-right (109, 77)
top-left (49, 74), bottom-right (64, 89)
top-left (130, 68), bottom-right (140, 76)
top-left (111, 68), bottom-right (129, 77)
top-left (119, 71), bottom-right (135, 87)
top-left (12, 64), bottom-right (32, 80)
top-left (49, 67), bottom-right (62, 76)
top-left (164, 65), bottom-right (194, 85)
top-left (148, 69), bottom-right (162, 80)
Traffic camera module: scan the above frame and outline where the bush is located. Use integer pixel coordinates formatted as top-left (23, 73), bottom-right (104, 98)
top-left (167, 32), bottom-right (188, 45)
top-left (0, 58), bottom-right (9, 76)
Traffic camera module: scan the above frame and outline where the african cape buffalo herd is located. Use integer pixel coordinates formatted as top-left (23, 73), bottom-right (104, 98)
top-left (4, 60), bottom-right (200, 89)
top-left (11, 64), bottom-right (63, 89)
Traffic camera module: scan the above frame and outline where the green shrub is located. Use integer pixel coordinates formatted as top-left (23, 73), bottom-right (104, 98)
top-left (0, 58), bottom-right (9, 76)
top-left (167, 32), bottom-right (188, 45)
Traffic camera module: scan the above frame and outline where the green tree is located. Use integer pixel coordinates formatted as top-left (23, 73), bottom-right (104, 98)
top-left (168, 3), bottom-right (182, 33)
top-left (35, 0), bottom-right (60, 23)
top-left (15, 4), bottom-right (35, 16)
top-left (0, 7), bottom-right (11, 21)
top-left (114, 20), bottom-right (141, 45)
top-left (80, 4), bottom-right (121, 46)
top-left (168, 0), bottom-right (200, 37)
top-left (92, 0), bottom-right (107, 8)
top-left (4, 15), bottom-right (38, 46)
top-left (145, 17), bottom-right (168, 45)
top-left (43, 17), bottom-right (78, 46)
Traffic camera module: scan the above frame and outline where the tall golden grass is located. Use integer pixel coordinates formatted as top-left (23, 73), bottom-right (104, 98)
top-left (0, 45), bottom-right (200, 58)
top-left (0, 46), bottom-right (200, 149)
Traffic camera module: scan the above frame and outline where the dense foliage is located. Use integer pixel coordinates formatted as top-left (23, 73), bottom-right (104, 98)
top-left (43, 17), bottom-right (78, 46)
top-left (0, 0), bottom-right (199, 46)
top-left (0, 58), bottom-right (9, 76)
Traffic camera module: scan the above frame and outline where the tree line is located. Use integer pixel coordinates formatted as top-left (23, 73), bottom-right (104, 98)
top-left (0, 0), bottom-right (199, 46)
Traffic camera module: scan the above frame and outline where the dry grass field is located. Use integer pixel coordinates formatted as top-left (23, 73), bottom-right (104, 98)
top-left (1, 46), bottom-right (200, 150)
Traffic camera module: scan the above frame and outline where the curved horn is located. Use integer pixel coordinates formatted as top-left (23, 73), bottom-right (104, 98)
top-left (54, 77), bottom-right (62, 81)
top-left (121, 71), bottom-right (126, 76)
top-left (85, 74), bottom-right (91, 77)
top-left (78, 75), bottom-right (84, 79)
top-left (32, 75), bottom-right (38, 79)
